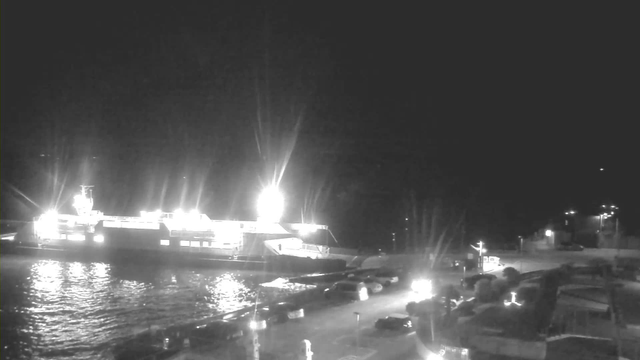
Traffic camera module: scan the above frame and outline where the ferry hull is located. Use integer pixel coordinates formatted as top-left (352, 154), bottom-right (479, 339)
top-left (0, 239), bottom-right (347, 274)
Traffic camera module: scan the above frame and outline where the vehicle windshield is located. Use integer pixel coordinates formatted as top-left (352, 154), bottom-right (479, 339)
top-left (335, 283), bottom-right (358, 292)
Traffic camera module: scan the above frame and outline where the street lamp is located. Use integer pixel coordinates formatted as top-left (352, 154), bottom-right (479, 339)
top-left (470, 241), bottom-right (485, 273)
top-left (391, 232), bottom-right (396, 253)
top-left (564, 210), bottom-right (577, 242)
top-left (545, 230), bottom-right (553, 237)
top-left (518, 236), bottom-right (524, 255)
top-left (354, 312), bottom-right (361, 355)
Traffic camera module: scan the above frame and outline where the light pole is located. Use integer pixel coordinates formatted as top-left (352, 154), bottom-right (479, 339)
top-left (391, 232), bottom-right (396, 253)
top-left (470, 241), bottom-right (485, 273)
top-left (518, 236), bottom-right (524, 255)
top-left (564, 210), bottom-right (576, 242)
top-left (354, 312), bottom-right (360, 355)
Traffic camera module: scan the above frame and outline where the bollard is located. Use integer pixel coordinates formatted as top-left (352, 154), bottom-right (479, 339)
top-left (299, 339), bottom-right (313, 360)
top-left (244, 332), bottom-right (259, 360)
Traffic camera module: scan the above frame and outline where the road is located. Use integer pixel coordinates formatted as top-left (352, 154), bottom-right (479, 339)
top-left (185, 274), bottom-right (461, 360)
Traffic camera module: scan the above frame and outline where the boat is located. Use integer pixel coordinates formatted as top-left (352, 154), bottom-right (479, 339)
top-left (1, 186), bottom-right (354, 273)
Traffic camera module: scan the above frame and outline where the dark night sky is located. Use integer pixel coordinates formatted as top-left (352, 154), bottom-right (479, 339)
top-left (2, 2), bottom-right (638, 247)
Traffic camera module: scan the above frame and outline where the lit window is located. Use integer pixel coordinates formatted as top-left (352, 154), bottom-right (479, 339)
top-left (180, 240), bottom-right (190, 247)
top-left (160, 239), bottom-right (170, 246)
top-left (202, 242), bottom-right (210, 247)
top-left (190, 241), bottom-right (201, 248)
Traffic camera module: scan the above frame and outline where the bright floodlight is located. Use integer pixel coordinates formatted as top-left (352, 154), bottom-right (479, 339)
top-left (545, 230), bottom-right (553, 237)
top-left (257, 186), bottom-right (284, 223)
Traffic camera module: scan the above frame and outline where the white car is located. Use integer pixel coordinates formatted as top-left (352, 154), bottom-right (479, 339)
top-left (371, 270), bottom-right (399, 286)
top-left (346, 275), bottom-right (384, 294)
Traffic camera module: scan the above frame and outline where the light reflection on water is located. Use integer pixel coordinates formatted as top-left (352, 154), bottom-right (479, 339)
top-left (0, 256), bottom-right (295, 360)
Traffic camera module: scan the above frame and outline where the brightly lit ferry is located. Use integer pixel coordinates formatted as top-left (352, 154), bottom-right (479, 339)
top-left (5, 186), bottom-right (350, 272)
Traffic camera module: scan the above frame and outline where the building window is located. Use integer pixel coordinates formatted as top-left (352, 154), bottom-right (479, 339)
top-left (190, 241), bottom-right (200, 248)
top-left (160, 239), bottom-right (170, 246)
top-left (180, 240), bottom-right (190, 247)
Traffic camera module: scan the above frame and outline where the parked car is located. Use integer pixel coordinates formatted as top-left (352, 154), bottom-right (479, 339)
top-left (324, 281), bottom-right (369, 301)
top-left (371, 269), bottom-right (400, 286)
top-left (188, 321), bottom-right (244, 348)
top-left (110, 325), bottom-right (189, 360)
top-left (236, 301), bottom-right (305, 330)
top-left (374, 313), bottom-right (413, 332)
top-left (265, 302), bottom-right (305, 323)
top-left (557, 242), bottom-right (584, 251)
top-left (346, 275), bottom-right (384, 294)
top-left (462, 273), bottom-right (497, 290)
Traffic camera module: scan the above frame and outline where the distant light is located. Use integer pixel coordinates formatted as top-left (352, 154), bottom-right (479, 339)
top-left (545, 230), bottom-right (553, 237)
top-left (602, 205), bottom-right (606, 208)
top-left (249, 319), bottom-right (267, 331)
top-left (405, 217), bottom-right (409, 221)
top-left (257, 186), bottom-right (284, 223)
top-left (94, 234), bottom-right (105, 243)
top-left (600, 168), bottom-right (604, 171)
top-left (481, 248), bottom-right (487, 253)
top-left (411, 279), bottom-right (433, 301)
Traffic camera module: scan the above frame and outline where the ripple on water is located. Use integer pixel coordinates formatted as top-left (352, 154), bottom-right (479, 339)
top-left (0, 256), bottom-right (292, 360)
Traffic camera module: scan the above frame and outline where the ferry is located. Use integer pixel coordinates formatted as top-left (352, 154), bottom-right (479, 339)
top-left (1, 186), bottom-right (353, 273)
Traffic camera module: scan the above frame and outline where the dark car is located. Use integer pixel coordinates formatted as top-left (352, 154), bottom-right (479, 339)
top-left (463, 273), bottom-right (497, 290)
top-left (238, 302), bottom-right (305, 330)
top-left (267, 302), bottom-right (305, 323)
top-left (557, 242), bottom-right (584, 251)
top-left (110, 325), bottom-right (189, 360)
top-left (374, 313), bottom-right (413, 332)
top-left (188, 320), bottom-right (244, 348)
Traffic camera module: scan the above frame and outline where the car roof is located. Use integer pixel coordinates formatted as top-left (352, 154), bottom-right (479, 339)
top-left (337, 280), bottom-right (362, 285)
top-left (388, 313), bottom-right (409, 319)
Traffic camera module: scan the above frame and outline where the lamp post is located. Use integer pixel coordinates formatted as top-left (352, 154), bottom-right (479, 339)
top-left (391, 232), bottom-right (397, 253)
top-left (354, 312), bottom-right (360, 355)
top-left (518, 236), bottom-right (524, 255)
top-left (470, 241), bottom-right (485, 274)
top-left (564, 210), bottom-right (576, 242)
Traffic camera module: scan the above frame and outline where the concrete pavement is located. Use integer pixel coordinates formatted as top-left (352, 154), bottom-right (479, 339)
top-left (185, 286), bottom-right (421, 360)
